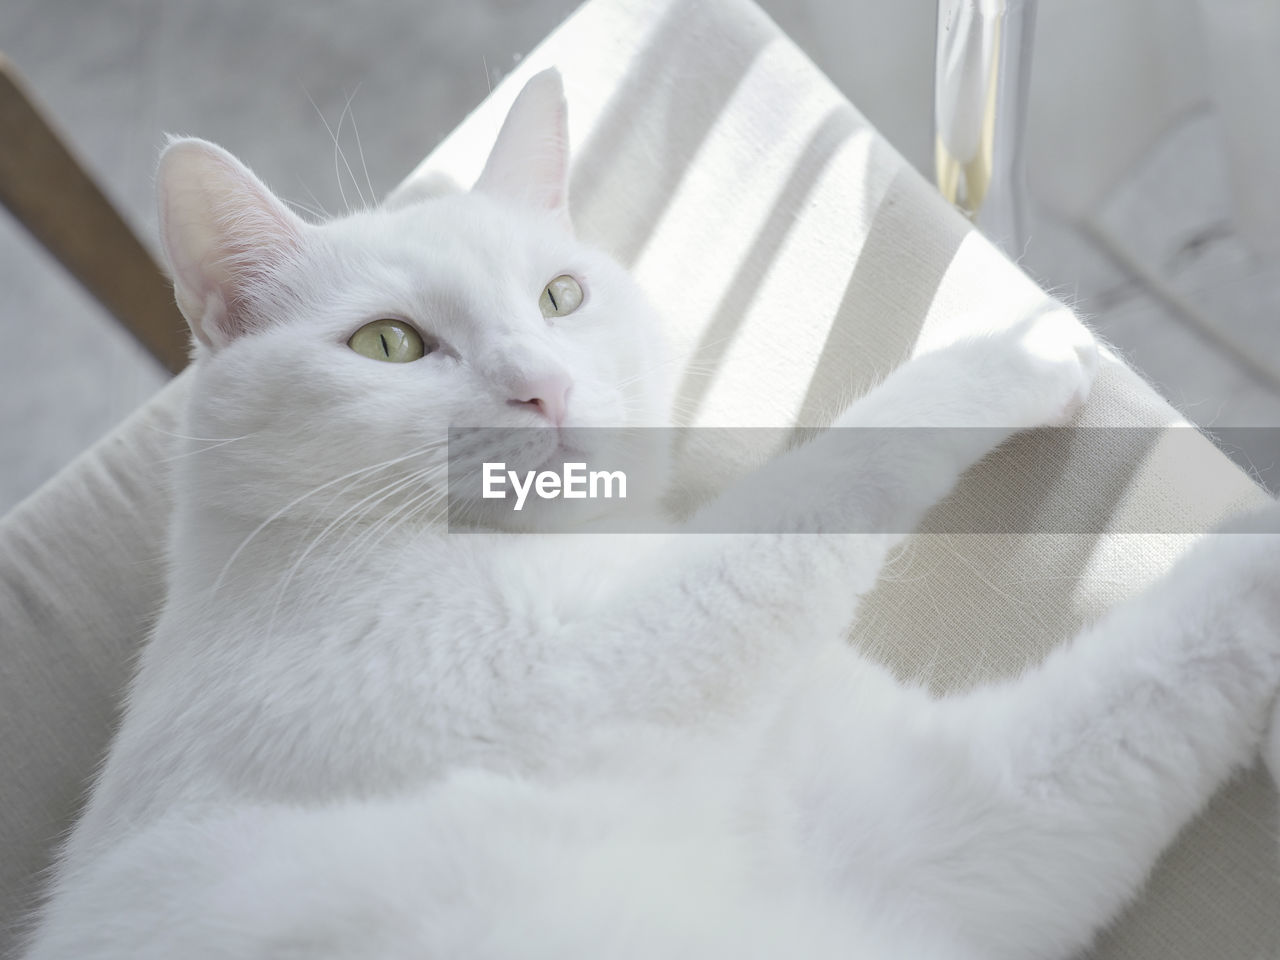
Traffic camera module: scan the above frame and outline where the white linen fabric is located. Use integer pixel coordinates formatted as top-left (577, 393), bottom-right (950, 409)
top-left (1, 0), bottom-right (1275, 956)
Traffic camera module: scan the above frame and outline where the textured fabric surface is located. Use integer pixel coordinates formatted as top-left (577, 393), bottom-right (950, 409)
top-left (0, 373), bottom-right (189, 950)
top-left (1, 0), bottom-right (1276, 955)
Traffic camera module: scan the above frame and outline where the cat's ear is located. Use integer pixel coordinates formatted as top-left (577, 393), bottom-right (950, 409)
top-left (473, 68), bottom-right (571, 230)
top-left (157, 137), bottom-right (306, 350)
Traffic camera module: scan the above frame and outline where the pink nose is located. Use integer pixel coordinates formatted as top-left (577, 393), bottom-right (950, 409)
top-left (510, 374), bottom-right (571, 426)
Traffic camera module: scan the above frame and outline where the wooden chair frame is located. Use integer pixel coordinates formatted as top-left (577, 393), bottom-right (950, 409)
top-left (0, 56), bottom-right (188, 374)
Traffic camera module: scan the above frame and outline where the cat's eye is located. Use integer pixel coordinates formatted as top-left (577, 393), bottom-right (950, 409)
top-left (539, 275), bottom-right (583, 318)
top-left (348, 319), bottom-right (426, 363)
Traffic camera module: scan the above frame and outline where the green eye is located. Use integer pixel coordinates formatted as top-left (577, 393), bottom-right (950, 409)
top-left (348, 319), bottom-right (426, 362)
top-left (539, 275), bottom-right (583, 318)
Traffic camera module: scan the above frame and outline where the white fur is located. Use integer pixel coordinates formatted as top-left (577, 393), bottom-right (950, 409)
top-left (23, 69), bottom-right (1280, 959)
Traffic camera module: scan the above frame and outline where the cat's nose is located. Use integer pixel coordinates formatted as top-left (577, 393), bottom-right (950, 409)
top-left (510, 374), bottom-right (572, 426)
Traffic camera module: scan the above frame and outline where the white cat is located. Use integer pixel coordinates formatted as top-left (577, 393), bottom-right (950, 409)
top-left (22, 69), bottom-right (1280, 960)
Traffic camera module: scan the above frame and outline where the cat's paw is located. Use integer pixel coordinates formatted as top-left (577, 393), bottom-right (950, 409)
top-left (1000, 307), bottom-right (1099, 429)
top-left (855, 307), bottom-right (1098, 437)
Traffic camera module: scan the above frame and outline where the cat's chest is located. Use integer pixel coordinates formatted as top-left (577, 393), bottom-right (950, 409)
top-left (131, 537), bottom-right (626, 808)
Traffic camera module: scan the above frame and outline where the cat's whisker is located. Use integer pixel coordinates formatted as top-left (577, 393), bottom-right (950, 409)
top-left (309, 463), bottom-right (450, 583)
top-left (345, 84), bottom-right (379, 209)
top-left (616, 383), bottom-right (701, 426)
top-left (268, 466), bottom-right (440, 628)
top-left (333, 89), bottom-right (369, 211)
top-left (154, 435), bottom-right (251, 464)
top-left (296, 177), bottom-right (332, 220)
top-left (146, 426), bottom-right (258, 443)
top-left (304, 88), bottom-right (348, 214)
top-left (304, 87), bottom-right (355, 214)
top-left (350, 476), bottom-right (448, 553)
top-left (286, 468), bottom-right (401, 565)
top-left (308, 462), bottom-right (450, 587)
top-left (284, 196), bottom-right (326, 222)
top-left (611, 335), bottom-right (739, 391)
top-left (306, 468), bottom-right (450, 603)
top-left (334, 493), bottom-right (447, 587)
top-left (212, 440), bottom-right (446, 597)
top-left (286, 473), bottom-right (438, 620)
top-left (305, 439), bottom-right (447, 524)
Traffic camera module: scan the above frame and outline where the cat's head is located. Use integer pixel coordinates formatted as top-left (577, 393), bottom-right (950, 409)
top-left (159, 70), bottom-right (670, 532)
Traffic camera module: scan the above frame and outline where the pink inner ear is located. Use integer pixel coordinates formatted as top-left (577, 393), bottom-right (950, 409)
top-left (158, 138), bottom-right (305, 351)
top-left (473, 68), bottom-right (572, 227)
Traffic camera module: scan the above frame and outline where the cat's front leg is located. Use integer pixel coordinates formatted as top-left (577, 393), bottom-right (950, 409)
top-left (816, 506), bottom-right (1280, 960)
top-left (563, 307), bottom-right (1098, 723)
